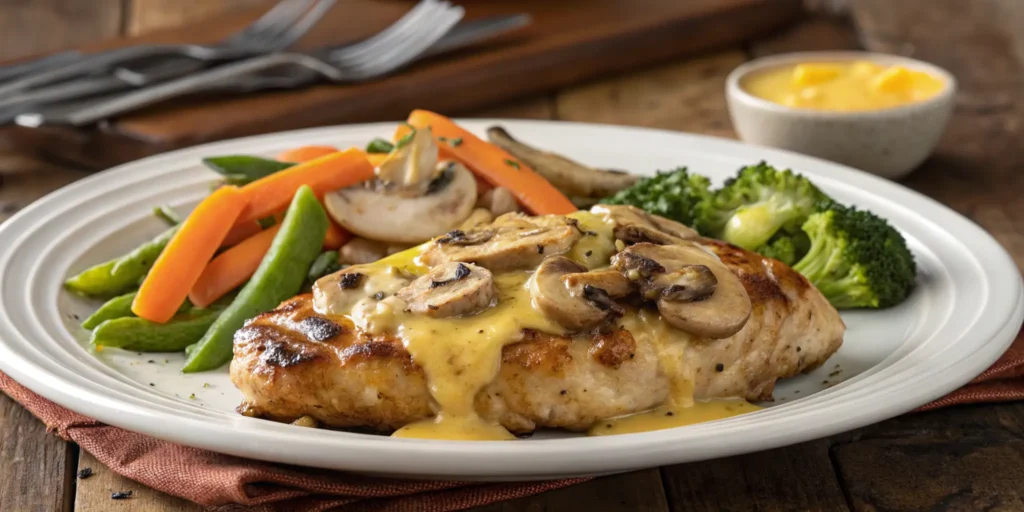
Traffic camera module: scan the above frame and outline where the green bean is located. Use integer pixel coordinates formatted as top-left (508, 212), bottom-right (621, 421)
top-left (307, 250), bottom-right (341, 283)
top-left (91, 308), bottom-right (222, 353)
top-left (183, 185), bottom-right (328, 373)
top-left (82, 292), bottom-right (137, 330)
top-left (64, 227), bottom-right (176, 298)
top-left (202, 155), bottom-right (294, 186)
top-left (365, 138), bottom-right (394, 154)
top-left (81, 291), bottom-right (198, 330)
top-left (153, 205), bottom-right (182, 225)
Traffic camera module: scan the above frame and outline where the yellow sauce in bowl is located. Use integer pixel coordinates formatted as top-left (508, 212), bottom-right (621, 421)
top-left (742, 61), bottom-right (945, 112)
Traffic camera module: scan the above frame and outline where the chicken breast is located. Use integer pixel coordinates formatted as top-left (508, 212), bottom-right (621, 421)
top-left (231, 237), bottom-right (844, 434)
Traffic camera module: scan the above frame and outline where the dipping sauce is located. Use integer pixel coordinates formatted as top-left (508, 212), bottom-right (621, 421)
top-left (742, 61), bottom-right (945, 112)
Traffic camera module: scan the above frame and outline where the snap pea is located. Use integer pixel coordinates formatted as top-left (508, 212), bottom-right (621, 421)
top-left (153, 205), bottom-right (182, 226)
top-left (81, 291), bottom-right (203, 330)
top-left (307, 250), bottom-right (342, 283)
top-left (64, 226), bottom-right (177, 298)
top-left (82, 292), bottom-right (137, 330)
top-left (365, 138), bottom-right (394, 154)
top-left (91, 308), bottom-right (222, 353)
top-left (183, 185), bottom-right (328, 373)
top-left (202, 155), bottom-right (294, 186)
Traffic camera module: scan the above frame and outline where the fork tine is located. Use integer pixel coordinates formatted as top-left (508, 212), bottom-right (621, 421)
top-left (329, 0), bottom-right (441, 62)
top-left (227, 0), bottom-right (315, 45)
top-left (264, 0), bottom-right (338, 50)
top-left (350, 5), bottom-right (463, 79)
top-left (344, 3), bottom-right (453, 69)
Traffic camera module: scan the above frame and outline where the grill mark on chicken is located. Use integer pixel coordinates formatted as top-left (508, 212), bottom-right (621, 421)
top-left (232, 217), bottom-right (844, 434)
top-left (259, 339), bottom-right (321, 368)
top-left (296, 317), bottom-right (343, 342)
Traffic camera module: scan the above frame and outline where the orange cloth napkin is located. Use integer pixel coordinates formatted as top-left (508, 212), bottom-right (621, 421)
top-left (0, 332), bottom-right (1020, 511)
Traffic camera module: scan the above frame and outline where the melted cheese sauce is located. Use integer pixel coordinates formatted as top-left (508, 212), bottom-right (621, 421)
top-left (391, 271), bottom-right (564, 440)
top-left (742, 61), bottom-right (945, 112)
top-left (316, 214), bottom-right (760, 441)
top-left (589, 309), bottom-right (760, 436)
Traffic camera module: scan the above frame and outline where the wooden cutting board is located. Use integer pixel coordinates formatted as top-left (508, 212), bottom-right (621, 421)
top-left (4, 0), bottom-right (804, 169)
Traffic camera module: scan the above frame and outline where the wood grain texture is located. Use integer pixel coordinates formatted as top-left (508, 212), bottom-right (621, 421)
top-left (1, 0), bottom-right (803, 170)
top-left (556, 51), bottom-right (746, 138)
top-left (126, 0), bottom-right (266, 35)
top-left (831, 402), bottom-right (1024, 511)
top-left (0, 394), bottom-right (76, 512)
top-left (469, 470), bottom-right (670, 512)
top-left (849, 0), bottom-right (1024, 270)
top-left (0, 2), bottom-right (125, 511)
top-left (74, 451), bottom-right (202, 512)
top-left (662, 440), bottom-right (850, 511)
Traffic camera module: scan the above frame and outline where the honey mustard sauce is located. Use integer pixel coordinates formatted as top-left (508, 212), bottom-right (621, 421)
top-left (316, 212), bottom-right (760, 440)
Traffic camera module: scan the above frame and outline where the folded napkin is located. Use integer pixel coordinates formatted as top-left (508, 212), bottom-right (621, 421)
top-left (1, 331), bottom-right (1021, 511)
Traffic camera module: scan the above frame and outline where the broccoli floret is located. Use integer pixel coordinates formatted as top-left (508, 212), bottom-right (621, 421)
top-left (756, 236), bottom-right (798, 265)
top-left (693, 162), bottom-right (831, 251)
top-left (601, 167), bottom-right (711, 226)
top-left (792, 202), bottom-right (916, 309)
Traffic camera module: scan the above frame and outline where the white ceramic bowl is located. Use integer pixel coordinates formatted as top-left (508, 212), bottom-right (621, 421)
top-left (726, 51), bottom-right (957, 180)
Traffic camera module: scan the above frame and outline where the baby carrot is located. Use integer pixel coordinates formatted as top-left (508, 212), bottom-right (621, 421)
top-left (131, 186), bottom-right (248, 323)
top-left (276, 145), bottom-right (339, 163)
top-left (404, 110), bottom-right (576, 215)
top-left (188, 224), bottom-right (282, 309)
top-left (233, 148), bottom-right (374, 227)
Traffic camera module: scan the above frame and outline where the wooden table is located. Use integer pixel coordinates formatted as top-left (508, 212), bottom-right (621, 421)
top-left (3, 1), bottom-right (1024, 510)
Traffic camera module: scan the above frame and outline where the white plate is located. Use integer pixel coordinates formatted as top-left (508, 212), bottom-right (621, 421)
top-left (0, 120), bottom-right (1021, 481)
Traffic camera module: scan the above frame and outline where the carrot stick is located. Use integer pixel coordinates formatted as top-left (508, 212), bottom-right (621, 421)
top-left (234, 149), bottom-right (374, 227)
top-left (222, 220), bottom-right (262, 247)
top-left (132, 186), bottom-right (249, 323)
top-left (404, 110), bottom-right (576, 215)
top-left (366, 152), bottom-right (388, 167)
top-left (277, 145), bottom-right (339, 163)
top-left (323, 220), bottom-right (351, 250)
top-left (188, 225), bottom-right (282, 308)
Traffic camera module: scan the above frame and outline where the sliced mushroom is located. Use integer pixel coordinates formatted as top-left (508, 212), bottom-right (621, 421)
top-left (563, 269), bottom-right (635, 298)
top-left (312, 266), bottom-right (412, 317)
top-left (530, 256), bottom-right (624, 332)
top-left (420, 213), bottom-right (581, 272)
top-left (376, 125), bottom-right (442, 196)
top-left (397, 262), bottom-right (496, 318)
top-left (486, 125), bottom-right (639, 197)
top-left (477, 187), bottom-right (520, 216)
top-left (591, 204), bottom-right (699, 245)
top-left (324, 161), bottom-right (478, 244)
top-left (612, 243), bottom-right (750, 338)
top-left (339, 237), bottom-right (389, 265)
top-left (648, 266), bottom-right (717, 302)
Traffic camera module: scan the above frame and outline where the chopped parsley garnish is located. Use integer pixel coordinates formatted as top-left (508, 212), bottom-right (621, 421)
top-left (449, 137), bottom-right (463, 147)
top-left (504, 159), bottom-right (521, 170)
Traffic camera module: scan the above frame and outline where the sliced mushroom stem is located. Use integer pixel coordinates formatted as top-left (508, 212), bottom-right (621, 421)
top-left (486, 125), bottom-right (639, 198)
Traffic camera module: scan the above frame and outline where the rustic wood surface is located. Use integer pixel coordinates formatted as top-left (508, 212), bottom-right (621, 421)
top-left (1, 0), bottom-right (1023, 511)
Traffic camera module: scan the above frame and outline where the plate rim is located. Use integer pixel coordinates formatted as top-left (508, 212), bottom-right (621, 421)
top-left (0, 118), bottom-right (1021, 479)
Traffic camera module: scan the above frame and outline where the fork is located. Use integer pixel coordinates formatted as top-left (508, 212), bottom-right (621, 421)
top-left (20, 2), bottom-right (478, 127)
top-left (0, 0), bottom-right (333, 97)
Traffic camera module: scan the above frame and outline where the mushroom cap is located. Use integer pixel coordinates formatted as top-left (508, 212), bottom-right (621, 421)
top-left (529, 256), bottom-right (623, 332)
top-left (324, 162), bottom-right (478, 244)
top-left (613, 242), bottom-right (751, 338)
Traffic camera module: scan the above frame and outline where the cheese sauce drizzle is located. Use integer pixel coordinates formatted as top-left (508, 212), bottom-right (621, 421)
top-left (317, 212), bottom-right (760, 440)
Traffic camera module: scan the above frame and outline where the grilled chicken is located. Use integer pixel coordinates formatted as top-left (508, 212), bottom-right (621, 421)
top-left (232, 206), bottom-right (844, 434)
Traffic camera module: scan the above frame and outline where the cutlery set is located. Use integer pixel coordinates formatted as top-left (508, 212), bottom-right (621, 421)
top-left (0, 0), bottom-right (530, 128)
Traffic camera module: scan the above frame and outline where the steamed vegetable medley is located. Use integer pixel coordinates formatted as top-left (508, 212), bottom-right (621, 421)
top-left (66, 109), bottom-right (916, 373)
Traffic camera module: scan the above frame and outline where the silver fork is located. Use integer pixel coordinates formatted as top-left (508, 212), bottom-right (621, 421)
top-left (0, 0), bottom-right (333, 97)
top-left (21, 1), bottom-right (474, 127)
